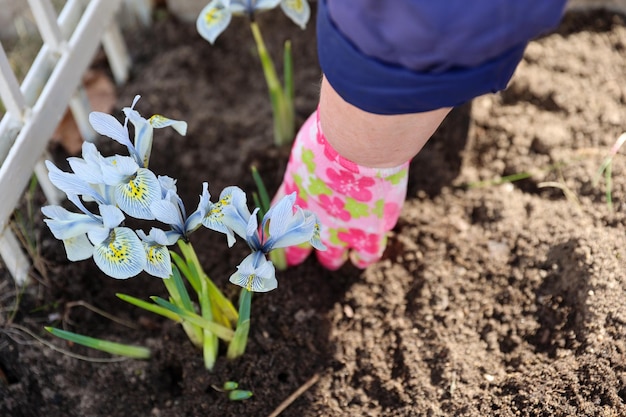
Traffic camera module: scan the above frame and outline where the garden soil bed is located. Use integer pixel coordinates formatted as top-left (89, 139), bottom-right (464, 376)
top-left (2, 6), bottom-right (626, 417)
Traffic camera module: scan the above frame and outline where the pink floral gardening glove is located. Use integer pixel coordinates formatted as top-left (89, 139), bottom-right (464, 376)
top-left (274, 109), bottom-right (409, 270)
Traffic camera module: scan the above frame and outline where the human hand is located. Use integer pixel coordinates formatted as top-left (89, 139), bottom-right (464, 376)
top-left (274, 109), bottom-right (408, 270)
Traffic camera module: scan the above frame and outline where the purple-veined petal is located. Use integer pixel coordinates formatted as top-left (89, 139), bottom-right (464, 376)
top-left (280, 0), bottom-right (309, 29)
top-left (114, 167), bottom-right (161, 220)
top-left (229, 251), bottom-right (277, 292)
top-left (196, 1), bottom-right (232, 44)
top-left (92, 227), bottom-right (146, 279)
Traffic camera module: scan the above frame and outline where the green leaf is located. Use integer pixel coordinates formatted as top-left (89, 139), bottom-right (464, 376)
top-left (116, 293), bottom-right (182, 323)
top-left (284, 40), bottom-right (294, 104)
top-left (200, 276), bottom-right (218, 370)
top-left (151, 297), bottom-right (234, 341)
top-left (251, 165), bottom-right (271, 214)
top-left (227, 289), bottom-right (252, 359)
top-left (223, 381), bottom-right (239, 391)
top-left (45, 327), bottom-right (150, 359)
top-left (228, 390), bottom-right (253, 401)
top-left (170, 251), bottom-right (192, 282)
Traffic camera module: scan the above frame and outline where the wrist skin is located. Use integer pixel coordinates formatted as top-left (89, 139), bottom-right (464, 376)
top-left (319, 75), bottom-right (451, 169)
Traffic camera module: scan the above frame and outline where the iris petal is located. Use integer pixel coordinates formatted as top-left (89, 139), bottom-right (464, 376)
top-left (143, 243), bottom-right (172, 278)
top-left (42, 205), bottom-right (101, 240)
top-left (255, 0), bottom-right (282, 11)
top-left (149, 114), bottom-right (188, 136)
top-left (196, 1), bottom-right (232, 44)
top-left (46, 161), bottom-right (104, 203)
top-left (63, 234), bottom-right (94, 261)
top-left (151, 199), bottom-right (184, 230)
top-left (89, 112), bottom-right (134, 150)
top-left (100, 155), bottom-right (139, 186)
top-left (92, 227), bottom-right (146, 279)
top-left (229, 251), bottom-right (277, 292)
top-left (280, 0), bottom-right (310, 28)
top-left (114, 168), bottom-right (161, 220)
top-left (124, 108), bottom-right (153, 167)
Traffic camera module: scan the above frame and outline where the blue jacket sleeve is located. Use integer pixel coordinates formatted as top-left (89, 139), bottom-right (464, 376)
top-left (317, 0), bottom-right (567, 115)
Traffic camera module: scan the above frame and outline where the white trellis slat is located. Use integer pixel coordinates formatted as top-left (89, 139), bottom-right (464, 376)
top-left (27, 0), bottom-right (66, 52)
top-left (0, 47), bottom-right (27, 120)
top-left (0, 0), bottom-right (133, 285)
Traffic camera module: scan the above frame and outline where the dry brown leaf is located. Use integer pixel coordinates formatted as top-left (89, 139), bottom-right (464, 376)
top-left (51, 69), bottom-right (117, 155)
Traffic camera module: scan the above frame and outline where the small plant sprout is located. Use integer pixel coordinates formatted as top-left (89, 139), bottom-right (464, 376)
top-left (196, 0), bottom-right (311, 146)
top-left (211, 380), bottom-right (254, 401)
top-left (42, 96), bottom-right (324, 367)
top-left (594, 132), bottom-right (626, 212)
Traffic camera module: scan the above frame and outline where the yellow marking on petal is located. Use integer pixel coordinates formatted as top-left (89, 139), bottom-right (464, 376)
top-left (204, 6), bottom-right (224, 25)
top-left (245, 274), bottom-right (255, 291)
top-left (149, 115), bottom-right (166, 125)
top-left (286, 0), bottom-right (303, 12)
top-left (147, 246), bottom-right (163, 264)
top-left (313, 223), bottom-right (321, 239)
top-left (122, 175), bottom-right (149, 203)
top-left (103, 232), bottom-right (131, 265)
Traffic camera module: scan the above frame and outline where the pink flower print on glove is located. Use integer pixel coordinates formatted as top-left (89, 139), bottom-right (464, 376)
top-left (274, 108), bottom-right (409, 270)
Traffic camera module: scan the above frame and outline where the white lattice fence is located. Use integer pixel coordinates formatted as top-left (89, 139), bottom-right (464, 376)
top-left (0, 0), bottom-right (138, 285)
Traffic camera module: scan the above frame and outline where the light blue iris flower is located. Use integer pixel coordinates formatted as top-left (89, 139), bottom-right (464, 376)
top-left (255, 192), bottom-right (326, 253)
top-left (196, 0), bottom-right (310, 44)
top-left (229, 250), bottom-right (276, 292)
top-left (43, 204), bottom-right (146, 279)
top-left (136, 228), bottom-right (173, 279)
top-left (46, 142), bottom-right (161, 221)
top-left (200, 185), bottom-right (252, 247)
top-left (150, 176), bottom-right (204, 243)
top-left (202, 189), bottom-right (325, 292)
top-left (89, 95), bottom-right (187, 169)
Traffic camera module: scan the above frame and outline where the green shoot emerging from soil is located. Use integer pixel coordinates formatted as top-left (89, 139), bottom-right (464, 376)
top-left (196, 0), bottom-right (311, 146)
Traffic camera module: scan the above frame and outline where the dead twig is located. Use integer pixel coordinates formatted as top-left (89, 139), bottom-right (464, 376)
top-left (267, 373), bottom-right (320, 417)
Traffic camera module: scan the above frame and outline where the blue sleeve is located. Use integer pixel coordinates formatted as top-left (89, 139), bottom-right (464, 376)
top-left (317, 0), bottom-right (567, 115)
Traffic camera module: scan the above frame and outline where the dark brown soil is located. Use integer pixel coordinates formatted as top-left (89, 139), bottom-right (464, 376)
top-left (2, 6), bottom-right (626, 417)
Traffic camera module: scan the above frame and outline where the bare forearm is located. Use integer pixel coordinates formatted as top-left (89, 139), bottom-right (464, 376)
top-left (319, 76), bottom-right (451, 168)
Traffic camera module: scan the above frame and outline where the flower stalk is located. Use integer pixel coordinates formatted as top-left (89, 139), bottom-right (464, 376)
top-left (250, 21), bottom-right (294, 146)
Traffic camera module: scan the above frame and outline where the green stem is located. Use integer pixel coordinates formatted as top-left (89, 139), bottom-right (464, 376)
top-left (250, 21), bottom-right (294, 146)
